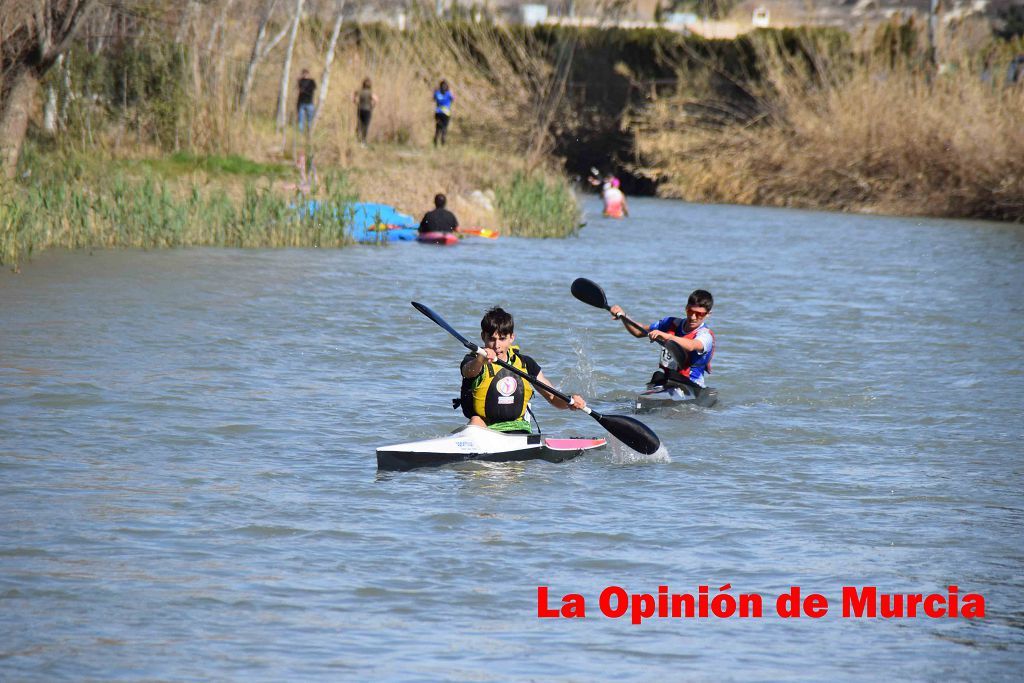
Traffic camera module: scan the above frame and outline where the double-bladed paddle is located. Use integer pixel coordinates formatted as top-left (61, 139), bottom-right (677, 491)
top-left (570, 277), bottom-right (688, 367)
top-left (410, 301), bottom-right (662, 456)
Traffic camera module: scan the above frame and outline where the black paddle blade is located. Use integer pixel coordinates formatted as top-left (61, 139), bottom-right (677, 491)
top-left (410, 301), bottom-right (478, 353)
top-left (592, 413), bottom-right (661, 455)
top-left (570, 277), bottom-right (609, 310)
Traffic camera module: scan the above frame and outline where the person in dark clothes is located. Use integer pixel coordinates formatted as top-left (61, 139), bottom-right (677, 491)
top-left (1007, 54), bottom-right (1024, 86)
top-left (296, 69), bottom-right (317, 133)
top-left (418, 193), bottom-right (459, 234)
top-left (353, 77), bottom-right (379, 144)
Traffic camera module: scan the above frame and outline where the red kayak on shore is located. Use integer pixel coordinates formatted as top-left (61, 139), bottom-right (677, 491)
top-left (416, 231), bottom-right (459, 245)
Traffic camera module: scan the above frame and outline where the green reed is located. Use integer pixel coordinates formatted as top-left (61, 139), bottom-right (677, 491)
top-left (494, 171), bottom-right (581, 238)
top-left (0, 163), bottom-right (359, 268)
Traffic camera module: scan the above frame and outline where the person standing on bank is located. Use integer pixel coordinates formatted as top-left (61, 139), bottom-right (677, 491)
top-left (353, 77), bottom-right (379, 144)
top-left (296, 69), bottom-right (317, 135)
top-left (433, 80), bottom-right (453, 146)
top-left (418, 193), bottom-right (459, 235)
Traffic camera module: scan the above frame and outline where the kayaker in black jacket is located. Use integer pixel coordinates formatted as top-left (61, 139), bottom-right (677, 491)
top-left (418, 193), bottom-right (459, 234)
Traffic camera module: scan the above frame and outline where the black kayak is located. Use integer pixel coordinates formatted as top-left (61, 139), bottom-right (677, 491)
top-left (635, 383), bottom-right (718, 413)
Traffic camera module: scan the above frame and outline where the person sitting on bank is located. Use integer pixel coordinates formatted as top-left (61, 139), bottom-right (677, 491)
top-left (609, 289), bottom-right (715, 392)
top-left (459, 307), bottom-right (586, 432)
top-left (418, 193), bottom-right (459, 234)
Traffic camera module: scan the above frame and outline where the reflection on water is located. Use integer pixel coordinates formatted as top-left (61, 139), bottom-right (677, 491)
top-left (1, 199), bottom-right (1023, 679)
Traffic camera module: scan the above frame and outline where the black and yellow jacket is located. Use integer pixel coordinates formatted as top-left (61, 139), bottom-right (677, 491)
top-left (457, 347), bottom-right (540, 429)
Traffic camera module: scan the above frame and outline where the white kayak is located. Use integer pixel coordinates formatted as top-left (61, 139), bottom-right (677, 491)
top-left (635, 383), bottom-right (718, 413)
top-left (376, 425), bottom-right (607, 471)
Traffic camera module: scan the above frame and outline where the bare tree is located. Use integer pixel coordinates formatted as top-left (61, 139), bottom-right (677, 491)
top-left (91, 3), bottom-right (109, 53)
top-left (312, 0), bottom-right (346, 133)
top-left (1, 0), bottom-right (97, 179)
top-left (275, 0), bottom-right (304, 132)
top-left (205, 0), bottom-right (236, 90)
top-left (42, 53), bottom-right (63, 133)
top-left (206, 0), bottom-right (235, 54)
top-left (239, 0), bottom-right (293, 113)
top-left (174, 0), bottom-right (200, 44)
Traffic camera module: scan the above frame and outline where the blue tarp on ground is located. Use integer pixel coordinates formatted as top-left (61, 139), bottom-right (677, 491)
top-left (303, 200), bottom-right (419, 243)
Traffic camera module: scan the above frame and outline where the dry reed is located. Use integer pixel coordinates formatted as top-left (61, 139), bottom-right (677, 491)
top-left (636, 32), bottom-right (1024, 221)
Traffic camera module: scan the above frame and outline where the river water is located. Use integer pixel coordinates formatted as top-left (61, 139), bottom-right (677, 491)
top-left (2, 197), bottom-right (1022, 680)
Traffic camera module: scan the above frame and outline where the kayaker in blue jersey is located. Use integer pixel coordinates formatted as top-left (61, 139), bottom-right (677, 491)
top-left (433, 80), bottom-right (453, 146)
top-left (609, 289), bottom-right (715, 390)
top-left (459, 307), bottom-right (586, 432)
top-left (418, 193), bottom-right (459, 234)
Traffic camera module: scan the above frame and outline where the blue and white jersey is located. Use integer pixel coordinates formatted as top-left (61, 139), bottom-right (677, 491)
top-left (650, 318), bottom-right (714, 387)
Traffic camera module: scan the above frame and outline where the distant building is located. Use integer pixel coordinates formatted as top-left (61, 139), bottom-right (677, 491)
top-left (752, 6), bottom-right (770, 27)
top-left (521, 3), bottom-right (549, 26)
top-left (667, 12), bottom-right (698, 26)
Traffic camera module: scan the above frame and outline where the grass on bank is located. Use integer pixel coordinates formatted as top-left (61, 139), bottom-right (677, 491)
top-left (0, 149), bottom-right (359, 268)
top-left (495, 172), bottom-right (582, 238)
top-left (142, 152), bottom-right (292, 178)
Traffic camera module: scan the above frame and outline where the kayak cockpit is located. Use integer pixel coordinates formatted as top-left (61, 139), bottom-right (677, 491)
top-left (635, 381), bottom-right (718, 413)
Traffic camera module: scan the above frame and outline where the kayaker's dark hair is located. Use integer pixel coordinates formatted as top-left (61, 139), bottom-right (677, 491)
top-left (481, 307), bottom-right (514, 337)
top-left (434, 193), bottom-right (447, 208)
top-left (688, 289), bottom-right (713, 311)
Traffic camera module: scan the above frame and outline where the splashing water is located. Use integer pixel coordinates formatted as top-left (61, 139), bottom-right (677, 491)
top-left (604, 436), bottom-right (672, 465)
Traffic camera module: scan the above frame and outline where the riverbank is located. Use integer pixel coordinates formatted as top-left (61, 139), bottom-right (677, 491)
top-left (1, 17), bottom-right (589, 269)
top-left (3, 17), bottom-right (1022, 273)
top-left (0, 137), bottom-right (580, 270)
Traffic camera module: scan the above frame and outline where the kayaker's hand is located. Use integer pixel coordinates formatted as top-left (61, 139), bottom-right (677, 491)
top-left (649, 329), bottom-right (666, 343)
top-left (569, 395), bottom-right (586, 411)
top-left (483, 348), bottom-right (497, 363)
top-left (609, 304), bottom-right (624, 319)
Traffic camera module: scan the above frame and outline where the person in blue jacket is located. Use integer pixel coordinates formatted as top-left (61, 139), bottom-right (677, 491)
top-left (433, 80), bottom-right (454, 146)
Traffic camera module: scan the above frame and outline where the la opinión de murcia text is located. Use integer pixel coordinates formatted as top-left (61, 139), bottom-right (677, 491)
top-left (538, 585), bottom-right (985, 624)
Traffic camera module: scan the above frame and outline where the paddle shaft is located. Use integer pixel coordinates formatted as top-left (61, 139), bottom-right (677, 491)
top-left (412, 301), bottom-right (596, 415)
top-left (570, 277), bottom-right (687, 365)
top-left (613, 310), bottom-right (649, 336)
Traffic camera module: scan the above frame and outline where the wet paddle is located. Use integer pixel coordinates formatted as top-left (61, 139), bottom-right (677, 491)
top-left (411, 301), bottom-right (662, 455)
top-left (570, 277), bottom-right (688, 367)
